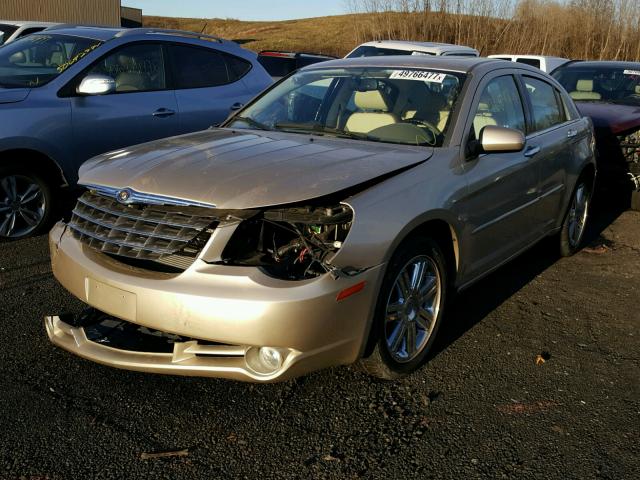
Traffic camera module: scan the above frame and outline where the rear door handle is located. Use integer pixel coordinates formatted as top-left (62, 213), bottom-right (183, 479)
top-left (567, 129), bottom-right (578, 138)
top-left (152, 108), bottom-right (176, 118)
top-left (230, 102), bottom-right (244, 111)
top-left (524, 146), bottom-right (541, 158)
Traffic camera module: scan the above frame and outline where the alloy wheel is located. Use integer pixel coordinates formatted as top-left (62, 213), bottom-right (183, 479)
top-left (384, 255), bottom-right (442, 363)
top-left (0, 174), bottom-right (46, 238)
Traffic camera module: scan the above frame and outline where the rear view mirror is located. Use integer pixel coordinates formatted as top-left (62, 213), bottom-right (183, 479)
top-left (77, 74), bottom-right (116, 96)
top-left (479, 125), bottom-right (525, 153)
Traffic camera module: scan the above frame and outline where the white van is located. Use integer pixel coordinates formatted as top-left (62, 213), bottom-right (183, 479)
top-left (488, 54), bottom-right (570, 73)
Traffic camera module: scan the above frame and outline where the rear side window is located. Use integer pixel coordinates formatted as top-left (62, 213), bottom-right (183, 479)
top-left (516, 58), bottom-right (541, 69)
top-left (225, 53), bottom-right (252, 79)
top-left (169, 45), bottom-right (252, 89)
top-left (523, 76), bottom-right (565, 132)
top-left (18, 27), bottom-right (45, 38)
top-left (169, 45), bottom-right (228, 88)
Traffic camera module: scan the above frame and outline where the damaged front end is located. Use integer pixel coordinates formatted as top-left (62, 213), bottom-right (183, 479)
top-left (218, 203), bottom-right (358, 280)
top-left (67, 188), bottom-right (360, 280)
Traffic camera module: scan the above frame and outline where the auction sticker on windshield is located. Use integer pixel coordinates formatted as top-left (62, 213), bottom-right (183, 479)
top-left (389, 70), bottom-right (446, 83)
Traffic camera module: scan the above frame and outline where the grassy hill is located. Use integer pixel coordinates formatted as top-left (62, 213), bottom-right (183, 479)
top-left (143, 15), bottom-right (361, 57)
top-left (143, 3), bottom-right (640, 62)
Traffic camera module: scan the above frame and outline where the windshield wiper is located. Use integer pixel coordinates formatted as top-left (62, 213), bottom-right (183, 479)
top-left (273, 122), bottom-right (433, 146)
top-left (231, 116), bottom-right (272, 131)
top-left (274, 122), bottom-right (370, 140)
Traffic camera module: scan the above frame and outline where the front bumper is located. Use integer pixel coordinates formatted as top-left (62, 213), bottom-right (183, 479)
top-left (47, 222), bottom-right (385, 382)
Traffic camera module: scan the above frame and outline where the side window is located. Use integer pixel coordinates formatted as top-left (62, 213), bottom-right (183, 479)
top-left (516, 58), bottom-right (541, 69)
top-left (168, 45), bottom-right (230, 89)
top-left (558, 90), bottom-right (576, 121)
top-left (523, 76), bottom-right (565, 132)
top-left (472, 75), bottom-right (526, 137)
top-left (223, 53), bottom-right (252, 81)
top-left (18, 27), bottom-right (45, 38)
top-left (86, 43), bottom-right (166, 93)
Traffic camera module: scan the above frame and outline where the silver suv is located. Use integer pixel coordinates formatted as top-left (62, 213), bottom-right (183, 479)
top-left (0, 26), bottom-right (272, 240)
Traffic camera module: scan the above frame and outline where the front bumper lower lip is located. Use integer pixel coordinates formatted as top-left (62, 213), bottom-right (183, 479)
top-left (44, 315), bottom-right (298, 382)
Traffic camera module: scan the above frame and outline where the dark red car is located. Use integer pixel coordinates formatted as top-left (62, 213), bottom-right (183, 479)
top-left (553, 61), bottom-right (640, 209)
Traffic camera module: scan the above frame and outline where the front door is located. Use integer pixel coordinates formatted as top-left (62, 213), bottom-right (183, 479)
top-left (70, 42), bottom-right (178, 168)
top-left (458, 74), bottom-right (542, 280)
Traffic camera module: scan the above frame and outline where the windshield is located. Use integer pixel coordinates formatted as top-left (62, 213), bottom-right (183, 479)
top-left (226, 67), bottom-right (466, 147)
top-left (0, 24), bottom-right (18, 45)
top-left (553, 65), bottom-right (640, 105)
top-left (0, 34), bottom-right (102, 88)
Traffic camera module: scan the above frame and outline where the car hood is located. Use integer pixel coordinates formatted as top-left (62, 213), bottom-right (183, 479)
top-left (79, 128), bottom-right (432, 209)
top-left (0, 87), bottom-right (30, 105)
top-left (576, 101), bottom-right (640, 135)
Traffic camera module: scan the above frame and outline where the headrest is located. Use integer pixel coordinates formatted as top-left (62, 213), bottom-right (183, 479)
top-left (576, 79), bottom-right (594, 92)
top-left (354, 90), bottom-right (391, 111)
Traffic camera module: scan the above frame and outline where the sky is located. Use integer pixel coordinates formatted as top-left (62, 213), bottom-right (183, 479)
top-left (124, 0), bottom-right (348, 21)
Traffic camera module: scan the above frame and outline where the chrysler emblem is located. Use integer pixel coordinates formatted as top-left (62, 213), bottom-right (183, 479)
top-left (116, 189), bottom-right (132, 204)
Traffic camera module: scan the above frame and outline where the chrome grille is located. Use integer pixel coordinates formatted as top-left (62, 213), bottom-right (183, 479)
top-left (69, 191), bottom-right (218, 268)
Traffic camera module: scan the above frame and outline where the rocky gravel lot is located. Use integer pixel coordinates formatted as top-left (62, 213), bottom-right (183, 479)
top-left (0, 199), bottom-right (638, 480)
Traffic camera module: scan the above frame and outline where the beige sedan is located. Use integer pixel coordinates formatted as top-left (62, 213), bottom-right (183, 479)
top-left (46, 57), bottom-right (595, 382)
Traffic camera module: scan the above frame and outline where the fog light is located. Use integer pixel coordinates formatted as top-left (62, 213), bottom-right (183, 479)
top-left (258, 346), bottom-right (283, 371)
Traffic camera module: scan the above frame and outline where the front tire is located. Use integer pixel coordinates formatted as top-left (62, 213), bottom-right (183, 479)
top-left (359, 237), bottom-right (448, 380)
top-left (0, 166), bottom-right (53, 241)
top-left (559, 175), bottom-right (592, 257)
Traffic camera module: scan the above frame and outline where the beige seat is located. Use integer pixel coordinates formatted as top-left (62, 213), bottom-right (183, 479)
top-left (345, 90), bottom-right (399, 134)
top-left (115, 72), bottom-right (147, 92)
top-left (473, 102), bottom-right (497, 134)
top-left (49, 51), bottom-right (65, 67)
top-left (570, 80), bottom-right (601, 100)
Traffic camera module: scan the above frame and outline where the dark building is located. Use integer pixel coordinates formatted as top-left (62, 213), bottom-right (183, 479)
top-left (0, 0), bottom-right (142, 28)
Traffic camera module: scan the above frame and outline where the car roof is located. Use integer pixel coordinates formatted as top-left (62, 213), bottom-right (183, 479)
top-left (0, 20), bottom-right (60, 27)
top-left (302, 55), bottom-right (525, 74)
top-left (357, 40), bottom-right (479, 54)
top-left (488, 54), bottom-right (569, 61)
top-left (42, 26), bottom-right (237, 46)
top-left (560, 60), bottom-right (640, 69)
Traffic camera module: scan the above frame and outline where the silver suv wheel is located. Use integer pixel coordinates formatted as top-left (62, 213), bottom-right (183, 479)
top-left (0, 174), bottom-right (46, 239)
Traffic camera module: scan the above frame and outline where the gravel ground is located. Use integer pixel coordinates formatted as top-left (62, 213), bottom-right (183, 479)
top-left (0, 199), bottom-right (638, 480)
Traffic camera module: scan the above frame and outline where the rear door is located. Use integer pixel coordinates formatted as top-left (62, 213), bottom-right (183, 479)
top-left (167, 44), bottom-right (256, 132)
top-left (519, 75), bottom-right (574, 230)
top-left (70, 42), bottom-right (178, 167)
top-left (459, 73), bottom-right (542, 280)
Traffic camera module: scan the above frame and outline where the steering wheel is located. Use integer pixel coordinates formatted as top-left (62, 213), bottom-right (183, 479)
top-left (407, 118), bottom-right (442, 145)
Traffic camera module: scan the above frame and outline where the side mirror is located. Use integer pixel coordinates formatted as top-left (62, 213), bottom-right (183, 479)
top-left (76, 74), bottom-right (116, 96)
top-left (479, 125), bottom-right (525, 153)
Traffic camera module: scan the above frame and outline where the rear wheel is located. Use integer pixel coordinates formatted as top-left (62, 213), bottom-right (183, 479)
top-left (559, 175), bottom-right (592, 256)
top-left (0, 166), bottom-right (53, 241)
top-left (359, 237), bottom-right (448, 380)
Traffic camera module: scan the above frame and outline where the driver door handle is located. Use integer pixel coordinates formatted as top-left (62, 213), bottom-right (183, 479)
top-left (524, 145), bottom-right (541, 158)
top-left (152, 108), bottom-right (176, 118)
top-left (567, 129), bottom-right (578, 138)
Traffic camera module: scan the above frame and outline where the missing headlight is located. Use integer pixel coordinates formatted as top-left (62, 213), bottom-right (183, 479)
top-left (221, 204), bottom-right (353, 280)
